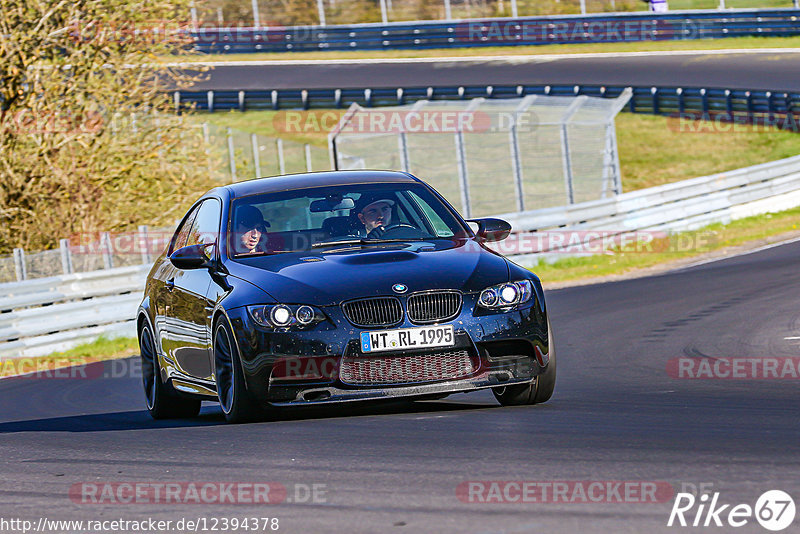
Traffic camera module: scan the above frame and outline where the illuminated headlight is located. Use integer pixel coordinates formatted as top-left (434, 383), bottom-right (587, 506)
top-left (499, 284), bottom-right (518, 305)
top-left (477, 280), bottom-right (534, 309)
top-left (247, 304), bottom-right (324, 328)
top-left (271, 305), bottom-right (292, 327)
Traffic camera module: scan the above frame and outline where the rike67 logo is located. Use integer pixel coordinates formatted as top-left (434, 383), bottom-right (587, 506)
top-left (668, 490), bottom-right (796, 531)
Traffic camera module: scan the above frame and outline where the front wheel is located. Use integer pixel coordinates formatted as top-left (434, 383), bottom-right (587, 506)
top-left (139, 323), bottom-right (201, 419)
top-left (493, 319), bottom-right (556, 406)
top-left (214, 320), bottom-right (266, 423)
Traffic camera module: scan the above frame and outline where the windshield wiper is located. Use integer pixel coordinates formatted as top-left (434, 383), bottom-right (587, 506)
top-left (311, 239), bottom-right (364, 248)
top-left (312, 238), bottom-right (428, 248)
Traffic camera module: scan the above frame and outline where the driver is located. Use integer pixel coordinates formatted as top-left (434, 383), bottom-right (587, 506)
top-left (353, 194), bottom-right (395, 239)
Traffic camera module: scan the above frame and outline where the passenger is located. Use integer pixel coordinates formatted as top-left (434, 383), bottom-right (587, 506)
top-left (234, 206), bottom-right (270, 255)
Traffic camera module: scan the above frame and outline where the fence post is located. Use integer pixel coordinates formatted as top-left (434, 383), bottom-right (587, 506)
top-left (59, 239), bottom-right (74, 274)
top-left (444, 0), bottom-right (452, 20)
top-left (138, 225), bottom-right (152, 265)
top-left (190, 0), bottom-right (198, 31)
top-left (579, 0), bottom-right (586, 14)
top-left (173, 91), bottom-right (181, 114)
top-left (251, 133), bottom-right (262, 178)
top-left (454, 131), bottom-right (470, 218)
top-left (227, 127), bottom-right (237, 182)
top-left (305, 144), bottom-right (313, 171)
top-left (379, 0), bottom-right (388, 23)
top-left (238, 90), bottom-right (246, 112)
top-left (508, 95), bottom-right (536, 212)
top-left (101, 232), bottom-right (114, 269)
top-left (207, 90), bottom-right (215, 113)
top-left (510, 0), bottom-right (518, 18)
top-left (398, 132), bottom-right (410, 172)
top-left (559, 96), bottom-right (587, 205)
top-left (317, 0), bottom-right (326, 26)
top-left (651, 87), bottom-right (659, 115)
top-left (277, 139), bottom-right (286, 174)
top-left (13, 248), bottom-right (26, 281)
top-left (251, 0), bottom-right (261, 27)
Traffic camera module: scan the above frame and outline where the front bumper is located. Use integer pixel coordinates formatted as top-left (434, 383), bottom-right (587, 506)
top-left (227, 292), bottom-right (550, 407)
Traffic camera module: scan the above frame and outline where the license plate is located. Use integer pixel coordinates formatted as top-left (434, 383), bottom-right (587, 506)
top-left (360, 325), bottom-right (455, 353)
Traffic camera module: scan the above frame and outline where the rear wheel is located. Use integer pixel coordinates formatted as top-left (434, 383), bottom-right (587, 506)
top-left (493, 319), bottom-right (556, 406)
top-left (214, 320), bottom-right (266, 423)
top-left (139, 323), bottom-right (201, 419)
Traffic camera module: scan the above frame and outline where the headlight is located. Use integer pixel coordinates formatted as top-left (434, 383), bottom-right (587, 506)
top-left (478, 280), bottom-right (534, 309)
top-left (247, 304), bottom-right (324, 328)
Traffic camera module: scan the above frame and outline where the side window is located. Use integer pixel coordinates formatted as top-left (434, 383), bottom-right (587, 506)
top-left (169, 206), bottom-right (200, 254)
top-left (186, 199), bottom-right (222, 257)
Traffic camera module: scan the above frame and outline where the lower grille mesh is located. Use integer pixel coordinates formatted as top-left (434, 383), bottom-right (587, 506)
top-left (339, 350), bottom-right (476, 385)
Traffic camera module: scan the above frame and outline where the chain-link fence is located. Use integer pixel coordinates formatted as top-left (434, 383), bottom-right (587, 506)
top-left (331, 90), bottom-right (632, 219)
top-left (0, 228), bottom-right (174, 284)
top-left (192, 0), bottom-right (798, 28)
top-left (202, 123), bottom-right (330, 182)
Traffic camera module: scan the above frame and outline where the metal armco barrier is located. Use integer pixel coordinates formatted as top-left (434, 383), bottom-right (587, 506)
top-left (189, 9), bottom-right (800, 53)
top-left (492, 154), bottom-right (800, 265)
top-left (175, 85), bottom-right (800, 132)
top-left (0, 265), bottom-right (149, 359)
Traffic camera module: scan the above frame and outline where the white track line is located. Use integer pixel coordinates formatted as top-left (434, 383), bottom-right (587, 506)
top-left (167, 47), bottom-right (800, 67)
top-left (673, 234), bottom-right (800, 272)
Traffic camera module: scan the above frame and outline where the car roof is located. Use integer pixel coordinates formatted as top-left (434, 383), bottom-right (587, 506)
top-left (224, 170), bottom-right (420, 199)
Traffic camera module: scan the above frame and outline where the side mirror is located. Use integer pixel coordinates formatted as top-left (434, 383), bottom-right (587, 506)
top-left (169, 243), bottom-right (213, 270)
top-left (467, 218), bottom-right (512, 242)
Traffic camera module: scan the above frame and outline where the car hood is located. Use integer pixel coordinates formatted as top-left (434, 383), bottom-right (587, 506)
top-left (225, 239), bottom-right (510, 306)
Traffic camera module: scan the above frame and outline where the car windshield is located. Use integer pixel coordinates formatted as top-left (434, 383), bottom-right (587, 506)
top-left (228, 182), bottom-right (469, 257)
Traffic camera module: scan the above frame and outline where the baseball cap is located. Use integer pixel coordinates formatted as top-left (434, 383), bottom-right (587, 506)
top-left (354, 194), bottom-right (396, 214)
top-left (236, 206), bottom-right (270, 230)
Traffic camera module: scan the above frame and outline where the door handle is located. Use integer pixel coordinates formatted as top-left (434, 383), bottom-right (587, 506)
top-left (166, 278), bottom-right (175, 292)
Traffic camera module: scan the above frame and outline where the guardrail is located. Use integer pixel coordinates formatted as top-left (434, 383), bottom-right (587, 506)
top-left (175, 85), bottom-right (800, 132)
top-left (190, 9), bottom-right (800, 53)
top-left (0, 265), bottom-right (149, 359)
top-left (492, 154), bottom-right (800, 264)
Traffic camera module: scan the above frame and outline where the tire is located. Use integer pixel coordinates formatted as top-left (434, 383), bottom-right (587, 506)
top-left (139, 323), bottom-right (201, 419)
top-left (213, 320), bottom-right (266, 424)
top-left (493, 318), bottom-right (557, 407)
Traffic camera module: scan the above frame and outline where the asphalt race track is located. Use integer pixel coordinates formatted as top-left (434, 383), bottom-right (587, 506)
top-left (187, 51), bottom-right (800, 93)
top-left (1, 239), bottom-right (799, 533)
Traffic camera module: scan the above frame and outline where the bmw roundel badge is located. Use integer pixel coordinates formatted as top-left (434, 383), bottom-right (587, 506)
top-left (392, 283), bottom-right (408, 294)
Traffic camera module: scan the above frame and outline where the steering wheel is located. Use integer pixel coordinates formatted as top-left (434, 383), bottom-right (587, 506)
top-left (367, 223), bottom-right (425, 239)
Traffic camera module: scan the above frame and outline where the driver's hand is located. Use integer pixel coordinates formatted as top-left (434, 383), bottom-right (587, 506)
top-left (366, 225), bottom-right (386, 239)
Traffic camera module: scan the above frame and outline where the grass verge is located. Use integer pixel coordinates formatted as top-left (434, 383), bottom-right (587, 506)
top-left (0, 336), bottom-right (139, 378)
top-left (172, 36), bottom-right (800, 63)
top-left (530, 206), bottom-right (800, 283)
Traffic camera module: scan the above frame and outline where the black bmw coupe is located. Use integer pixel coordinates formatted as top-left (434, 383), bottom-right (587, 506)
top-left (137, 170), bottom-right (555, 423)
